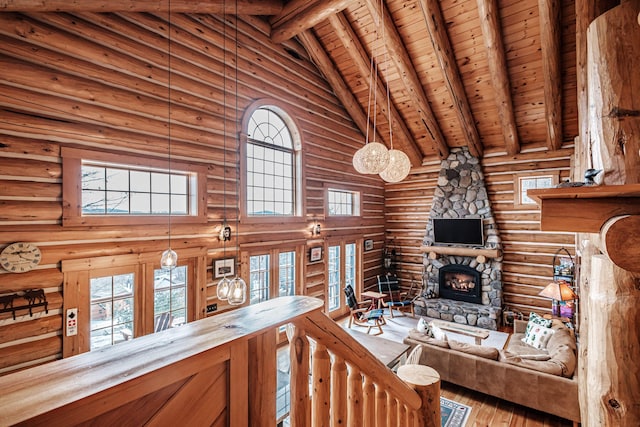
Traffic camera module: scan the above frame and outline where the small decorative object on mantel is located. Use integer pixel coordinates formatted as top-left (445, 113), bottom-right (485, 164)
top-left (556, 168), bottom-right (602, 188)
top-left (0, 288), bottom-right (48, 320)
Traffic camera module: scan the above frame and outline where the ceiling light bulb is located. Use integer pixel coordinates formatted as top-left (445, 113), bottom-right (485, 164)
top-left (160, 248), bottom-right (178, 270)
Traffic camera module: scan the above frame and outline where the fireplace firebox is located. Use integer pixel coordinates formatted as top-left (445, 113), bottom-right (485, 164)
top-left (438, 264), bottom-right (482, 304)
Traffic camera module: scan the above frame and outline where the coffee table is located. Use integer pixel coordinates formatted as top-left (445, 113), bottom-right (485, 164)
top-left (344, 327), bottom-right (410, 369)
top-left (361, 290), bottom-right (386, 310)
top-left (431, 320), bottom-right (489, 345)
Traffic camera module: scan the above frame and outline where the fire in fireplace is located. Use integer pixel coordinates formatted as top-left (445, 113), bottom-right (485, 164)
top-left (438, 264), bottom-right (482, 304)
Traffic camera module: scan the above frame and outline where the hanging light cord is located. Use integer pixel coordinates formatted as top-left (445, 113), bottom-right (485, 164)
top-left (167, 1), bottom-right (172, 250)
top-left (234, 1), bottom-right (240, 275)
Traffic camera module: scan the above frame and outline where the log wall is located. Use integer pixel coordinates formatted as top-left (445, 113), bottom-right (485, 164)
top-left (0, 12), bottom-right (385, 375)
top-left (386, 148), bottom-right (576, 317)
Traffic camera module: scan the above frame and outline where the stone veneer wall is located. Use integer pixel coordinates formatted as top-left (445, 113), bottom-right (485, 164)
top-left (414, 148), bottom-right (503, 330)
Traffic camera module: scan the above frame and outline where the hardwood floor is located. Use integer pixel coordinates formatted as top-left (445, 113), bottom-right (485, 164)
top-left (336, 311), bottom-right (574, 427)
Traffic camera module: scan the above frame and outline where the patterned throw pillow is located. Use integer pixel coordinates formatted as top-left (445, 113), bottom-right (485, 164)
top-left (525, 312), bottom-right (552, 336)
top-left (522, 325), bottom-right (555, 349)
top-left (416, 318), bottom-right (434, 337)
top-left (430, 323), bottom-right (448, 341)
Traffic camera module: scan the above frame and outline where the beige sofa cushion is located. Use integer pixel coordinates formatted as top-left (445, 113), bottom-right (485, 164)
top-left (448, 339), bottom-right (500, 360)
top-left (505, 333), bottom-right (551, 360)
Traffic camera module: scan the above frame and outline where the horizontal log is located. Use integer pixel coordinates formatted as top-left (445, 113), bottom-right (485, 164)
top-left (419, 245), bottom-right (500, 258)
top-left (0, 314), bottom-right (62, 342)
top-left (0, 0), bottom-right (283, 14)
top-left (0, 335), bottom-right (61, 370)
top-left (602, 215), bottom-right (640, 273)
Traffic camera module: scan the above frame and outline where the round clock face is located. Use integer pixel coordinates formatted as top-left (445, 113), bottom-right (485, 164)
top-left (0, 242), bottom-right (41, 273)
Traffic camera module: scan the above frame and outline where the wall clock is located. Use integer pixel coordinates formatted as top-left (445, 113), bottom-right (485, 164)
top-left (0, 242), bottom-right (41, 273)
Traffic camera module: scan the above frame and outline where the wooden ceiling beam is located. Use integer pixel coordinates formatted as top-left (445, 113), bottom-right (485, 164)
top-left (328, 12), bottom-right (422, 167)
top-left (0, 0), bottom-right (283, 14)
top-left (297, 29), bottom-right (386, 160)
top-left (363, 0), bottom-right (449, 160)
top-left (270, 0), bottom-right (352, 44)
top-left (476, 0), bottom-right (520, 155)
top-left (418, 0), bottom-right (483, 158)
top-left (538, 0), bottom-right (563, 151)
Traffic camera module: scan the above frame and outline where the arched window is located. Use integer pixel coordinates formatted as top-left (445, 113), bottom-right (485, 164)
top-left (245, 105), bottom-right (300, 216)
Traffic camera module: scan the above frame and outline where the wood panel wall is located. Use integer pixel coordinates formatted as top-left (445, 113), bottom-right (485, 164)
top-left (0, 12), bottom-right (386, 375)
top-left (385, 148), bottom-right (577, 317)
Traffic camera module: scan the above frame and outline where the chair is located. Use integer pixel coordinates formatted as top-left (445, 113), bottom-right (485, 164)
top-left (403, 345), bottom-right (423, 365)
top-left (344, 284), bottom-right (386, 335)
top-left (154, 312), bottom-right (174, 332)
top-left (377, 274), bottom-right (417, 318)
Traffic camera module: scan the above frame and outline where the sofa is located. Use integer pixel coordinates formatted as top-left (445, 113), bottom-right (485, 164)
top-left (403, 317), bottom-right (580, 424)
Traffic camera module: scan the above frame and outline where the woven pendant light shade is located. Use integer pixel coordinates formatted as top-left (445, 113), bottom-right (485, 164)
top-left (380, 149), bottom-right (411, 182)
top-left (355, 141), bottom-right (390, 174)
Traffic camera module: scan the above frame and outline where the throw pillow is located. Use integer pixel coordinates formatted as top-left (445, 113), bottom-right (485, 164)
top-left (430, 323), bottom-right (448, 341)
top-left (525, 312), bottom-right (552, 336)
top-left (522, 325), bottom-right (555, 349)
top-left (416, 317), bottom-right (430, 334)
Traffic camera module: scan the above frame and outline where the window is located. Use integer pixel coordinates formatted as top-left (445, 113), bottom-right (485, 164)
top-left (514, 172), bottom-right (559, 208)
top-left (327, 241), bottom-right (358, 313)
top-left (154, 265), bottom-right (187, 326)
top-left (278, 251), bottom-right (296, 297)
top-left (82, 164), bottom-right (189, 215)
top-left (62, 249), bottom-right (206, 356)
top-left (62, 147), bottom-right (207, 226)
top-left (249, 254), bottom-right (270, 304)
top-left (90, 272), bottom-right (134, 350)
top-left (245, 106), bottom-right (300, 216)
top-left (328, 245), bottom-right (340, 311)
top-left (328, 189), bottom-right (360, 216)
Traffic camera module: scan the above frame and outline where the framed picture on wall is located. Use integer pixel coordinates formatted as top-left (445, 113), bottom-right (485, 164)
top-left (214, 258), bottom-right (235, 278)
top-left (364, 239), bottom-right (374, 251)
top-left (309, 246), bottom-right (323, 262)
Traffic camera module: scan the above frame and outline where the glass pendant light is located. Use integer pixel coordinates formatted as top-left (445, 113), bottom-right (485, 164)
top-left (380, 149), bottom-right (411, 183)
top-left (161, 3), bottom-right (177, 271)
top-left (217, 276), bottom-right (231, 300)
top-left (227, 276), bottom-right (247, 305)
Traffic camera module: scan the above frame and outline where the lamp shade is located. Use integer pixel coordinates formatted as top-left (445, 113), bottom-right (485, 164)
top-left (538, 281), bottom-right (577, 301)
top-left (354, 142), bottom-right (390, 174)
top-left (380, 149), bottom-right (411, 183)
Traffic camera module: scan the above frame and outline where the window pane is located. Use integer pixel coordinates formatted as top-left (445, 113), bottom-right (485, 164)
top-left (82, 190), bottom-right (106, 214)
top-left (82, 166), bottom-right (105, 190)
top-left (106, 168), bottom-right (129, 191)
top-left (90, 272), bottom-right (135, 350)
top-left (130, 193), bottom-right (151, 214)
top-left (328, 246), bottom-right (340, 311)
top-left (151, 172), bottom-right (170, 194)
top-left (154, 265), bottom-right (187, 328)
top-left (249, 254), bottom-right (270, 304)
top-left (105, 191), bottom-right (129, 214)
top-left (279, 251), bottom-right (295, 297)
top-left (130, 170), bottom-right (151, 192)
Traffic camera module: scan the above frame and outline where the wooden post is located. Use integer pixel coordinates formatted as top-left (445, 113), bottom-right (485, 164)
top-left (248, 329), bottom-right (277, 427)
top-left (289, 325), bottom-right (311, 427)
top-left (397, 365), bottom-right (441, 427)
top-left (312, 343), bottom-right (331, 427)
top-left (331, 355), bottom-right (347, 427)
top-left (362, 376), bottom-right (375, 427)
top-left (347, 364), bottom-right (364, 426)
top-left (375, 385), bottom-right (388, 426)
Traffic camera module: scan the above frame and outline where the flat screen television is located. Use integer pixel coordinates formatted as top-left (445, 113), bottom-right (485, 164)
top-left (432, 218), bottom-right (484, 246)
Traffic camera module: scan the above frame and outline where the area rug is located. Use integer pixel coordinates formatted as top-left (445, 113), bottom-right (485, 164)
top-left (441, 397), bottom-right (471, 427)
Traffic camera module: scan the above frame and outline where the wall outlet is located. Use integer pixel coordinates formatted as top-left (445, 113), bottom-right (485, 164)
top-left (66, 308), bottom-right (78, 336)
top-left (206, 303), bottom-right (217, 313)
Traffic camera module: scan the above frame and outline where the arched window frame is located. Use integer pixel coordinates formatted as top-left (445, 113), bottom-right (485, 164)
top-left (240, 100), bottom-right (304, 223)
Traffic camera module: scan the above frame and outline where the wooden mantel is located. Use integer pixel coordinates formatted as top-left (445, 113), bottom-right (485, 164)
top-left (528, 184), bottom-right (640, 232)
top-left (419, 245), bottom-right (500, 259)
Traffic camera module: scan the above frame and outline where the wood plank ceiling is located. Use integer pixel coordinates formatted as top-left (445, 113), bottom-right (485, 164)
top-left (1, 0), bottom-right (578, 166)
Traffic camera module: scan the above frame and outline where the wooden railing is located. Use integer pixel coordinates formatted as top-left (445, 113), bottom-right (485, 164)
top-left (0, 296), bottom-right (427, 426)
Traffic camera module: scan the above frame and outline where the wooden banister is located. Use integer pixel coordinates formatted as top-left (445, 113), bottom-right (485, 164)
top-left (0, 296), bottom-right (427, 426)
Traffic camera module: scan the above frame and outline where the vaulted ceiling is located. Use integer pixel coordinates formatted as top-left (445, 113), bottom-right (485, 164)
top-left (2, 0), bottom-right (579, 165)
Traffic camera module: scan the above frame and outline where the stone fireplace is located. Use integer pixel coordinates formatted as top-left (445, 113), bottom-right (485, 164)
top-left (414, 148), bottom-right (503, 330)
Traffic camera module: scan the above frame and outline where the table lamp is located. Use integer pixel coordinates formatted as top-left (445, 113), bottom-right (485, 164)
top-left (538, 280), bottom-right (577, 318)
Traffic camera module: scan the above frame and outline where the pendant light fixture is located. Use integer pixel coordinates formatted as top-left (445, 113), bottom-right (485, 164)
top-left (352, 0), bottom-right (411, 182)
top-left (217, 1), bottom-right (232, 301)
top-left (353, 44), bottom-right (389, 175)
top-left (161, 1), bottom-right (178, 270)
top-left (226, 1), bottom-right (246, 306)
